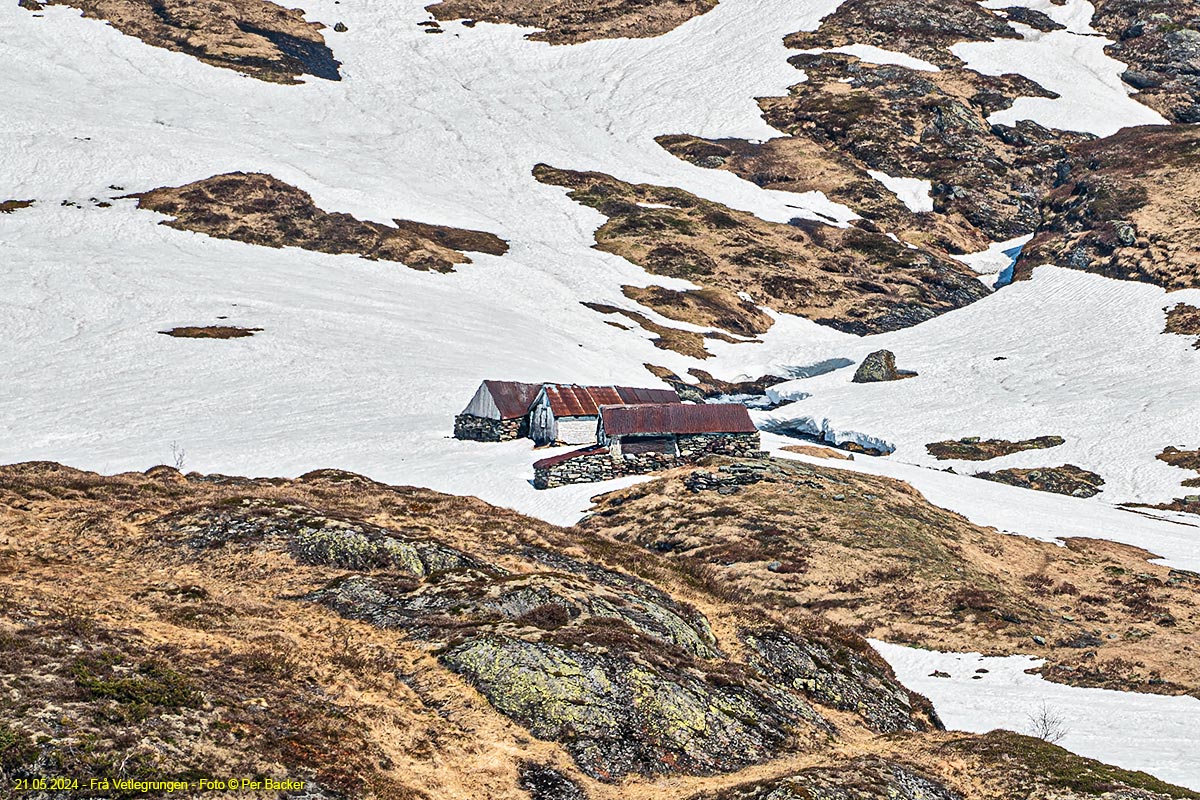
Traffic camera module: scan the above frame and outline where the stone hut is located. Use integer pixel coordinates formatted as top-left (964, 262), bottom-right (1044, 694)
top-left (527, 384), bottom-right (680, 445)
top-left (454, 380), bottom-right (543, 441)
top-left (599, 403), bottom-right (760, 458)
top-left (533, 403), bottom-right (761, 489)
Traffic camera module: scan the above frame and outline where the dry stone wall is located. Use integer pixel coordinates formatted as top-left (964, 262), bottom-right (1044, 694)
top-left (454, 414), bottom-right (527, 442)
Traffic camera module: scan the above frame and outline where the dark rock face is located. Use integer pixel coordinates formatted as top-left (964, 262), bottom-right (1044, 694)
top-left (1091, 0), bottom-right (1200, 123)
top-left (1016, 125), bottom-right (1200, 290)
top-left (852, 350), bottom-right (916, 383)
top-left (517, 762), bottom-right (586, 800)
top-left (783, 0), bottom-right (1019, 67)
top-left (742, 628), bottom-right (935, 734)
top-left (999, 6), bottom-right (1065, 32)
top-left (975, 465), bottom-right (1106, 498)
top-left (687, 757), bottom-right (962, 800)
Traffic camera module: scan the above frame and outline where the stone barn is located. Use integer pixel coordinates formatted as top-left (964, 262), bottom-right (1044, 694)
top-left (533, 403), bottom-right (762, 488)
top-left (528, 384), bottom-right (681, 445)
top-left (454, 380), bottom-right (543, 441)
top-left (598, 403), bottom-right (760, 458)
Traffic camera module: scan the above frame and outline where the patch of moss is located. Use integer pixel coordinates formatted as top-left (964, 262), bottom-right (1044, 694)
top-left (72, 655), bottom-right (201, 713)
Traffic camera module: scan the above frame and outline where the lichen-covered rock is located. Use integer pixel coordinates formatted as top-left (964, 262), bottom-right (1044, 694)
top-left (852, 350), bottom-right (916, 383)
top-left (687, 757), bottom-right (962, 800)
top-left (159, 499), bottom-right (487, 576)
top-left (304, 552), bottom-right (857, 782)
top-left (742, 628), bottom-right (936, 734)
top-left (443, 636), bottom-right (826, 781)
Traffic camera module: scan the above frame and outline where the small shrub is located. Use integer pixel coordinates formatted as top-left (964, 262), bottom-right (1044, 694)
top-left (516, 604), bottom-right (571, 630)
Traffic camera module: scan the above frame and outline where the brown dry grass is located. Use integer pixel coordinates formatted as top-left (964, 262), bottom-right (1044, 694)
top-left (582, 457), bottom-right (1200, 698)
top-left (779, 445), bottom-right (854, 461)
top-left (0, 462), bottom-right (1195, 799)
top-left (1018, 125), bottom-right (1200, 290)
top-left (159, 326), bottom-right (263, 339)
top-left (537, 165), bottom-right (988, 336)
top-left (581, 301), bottom-right (713, 359)
top-left (135, 172), bottom-right (507, 273)
top-left (425, 0), bottom-right (715, 43)
top-left (31, 0), bottom-right (339, 83)
top-left (1166, 303), bottom-right (1200, 349)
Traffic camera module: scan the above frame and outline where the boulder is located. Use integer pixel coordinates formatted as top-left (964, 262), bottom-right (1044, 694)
top-left (852, 350), bottom-right (917, 383)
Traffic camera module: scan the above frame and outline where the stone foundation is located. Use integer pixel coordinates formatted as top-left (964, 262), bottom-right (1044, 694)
top-left (454, 414), bottom-right (527, 442)
top-left (676, 432), bottom-right (762, 459)
top-left (534, 450), bottom-right (679, 489)
top-left (534, 432), bottom-right (764, 489)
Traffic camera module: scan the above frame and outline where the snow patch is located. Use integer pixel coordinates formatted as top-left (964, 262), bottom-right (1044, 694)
top-left (952, 30), bottom-right (1167, 136)
top-left (872, 640), bottom-right (1200, 792)
top-left (866, 170), bottom-right (934, 213)
top-left (798, 44), bottom-right (940, 72)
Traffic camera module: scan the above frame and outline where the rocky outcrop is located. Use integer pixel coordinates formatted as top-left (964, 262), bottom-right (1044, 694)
top-left (306, 561), bottom-right (850, 781)
top-left (1092, 0), bottom-right (1200, 123)
top-left (442, 636), bottom-right (822, 781)
top-left (689, 757), bottom-right (962, 800)
top-left (160, 498), bottom-right (489, 575)
top-left (852, 350), bottom-right (916, 383)
top-left (742, 628), bottom-right (930, 734)
top-left (583, 457), bottom-right (1200, 697)
top-left (1016, 125), bottom-right (1200, 290)
top-left (974, 465), bottom-right (1106, 498)
top-left (27, 0), bottom-right (341, 83)
top-left (785, 0), bottom-right (1019, 65)
top-left (926, 435), bottom-right (1066, 461)
top-left (425, 0), bottom-right (716, 44)
top-left (758, 54), bottom-right (1082, 247)
top-left (537, 165), bottom-right (990, 336)
top-left (2, 463), bottom-right (1198, 798)
top-left (135, 172), bottom-right (508, 273)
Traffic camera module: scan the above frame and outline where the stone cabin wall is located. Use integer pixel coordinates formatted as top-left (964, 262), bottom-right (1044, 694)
top-left (534, 451), bottom-right (679, 489)
top-left (454, 414), bottom-right (527, 442)
top-left (676, 431), bottom-right (761, 459)
top-left (535, 432), bottom-right (765, 489)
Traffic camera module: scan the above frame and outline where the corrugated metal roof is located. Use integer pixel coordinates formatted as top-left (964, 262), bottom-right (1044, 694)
top-left (544, 384), bottom-right (680, 417)
top-left (533, 446), bottom-right (607, 469)
top-left (600, 403), bottom-right (757, 436)
top-left (483, 380), bottom-right (543, 419)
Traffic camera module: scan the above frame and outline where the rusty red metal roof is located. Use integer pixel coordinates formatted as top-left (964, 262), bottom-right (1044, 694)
top-left (533, 445), bottom-right (607, 469)
top-left (543, 385), bottom-right (680, 417)
top-left (482, 380), bottom-right (543, 419)
top-left (600, 403), bottom-right (757, 436)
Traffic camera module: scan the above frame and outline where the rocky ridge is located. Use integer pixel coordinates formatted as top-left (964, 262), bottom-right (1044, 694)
top-left (536, 164), bottom-right (989, 337)
top-left (0, 461), bottom-right (1195, 798)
